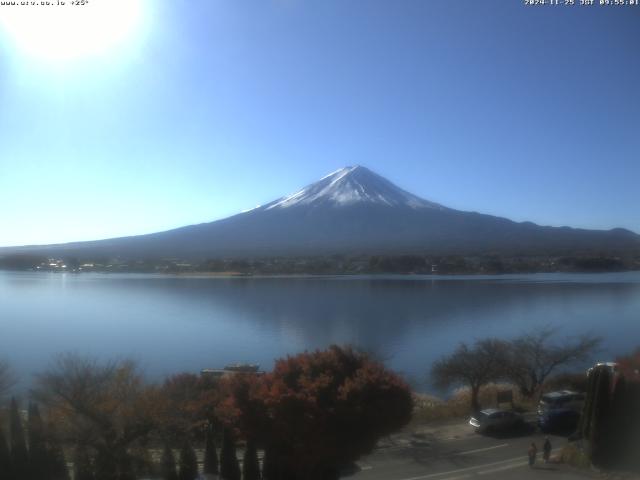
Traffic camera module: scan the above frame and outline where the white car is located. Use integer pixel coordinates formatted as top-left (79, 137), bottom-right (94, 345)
top-left (469, 408), bottom-right (524, 434)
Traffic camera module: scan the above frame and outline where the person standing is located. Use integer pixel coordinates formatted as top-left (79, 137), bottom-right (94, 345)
top-left (543, 437), bottom-right (552, 463)
top-left (528, 442), bottom-right (538, 468)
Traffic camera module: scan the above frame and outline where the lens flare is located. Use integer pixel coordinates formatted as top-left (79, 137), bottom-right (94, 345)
top-left (0, 0), bottom-right (144, 62)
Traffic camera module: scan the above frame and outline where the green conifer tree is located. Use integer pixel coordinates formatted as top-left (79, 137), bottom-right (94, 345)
top-left (203, 427), bottom-right (219, 475)
top-left (9, 398), bottom-right (29, 480)
top-left (0, 426), bottom-right (13, 480)
top-left (93, 449), bottom-right (117, 480)
top-left (589, 368), bottom-right (611, 466)
top-left (132, 445), bottom-right (155, 479)
top-left (242, 440), bottom-right (260, 480)
top-left (160, 444), bottom-right (178, 480)
top-left (178, 441), bottom-right (198, 480)
top-left (74, 445), bottom-right (96, 480)
top-left (606, 375), bottom-right (627, 467)
top-left (28, 403), bottom-right (48, 480)
top-left (261, 447), bottom-right (277, 480)
top-left (578, 368), bottom-right (596, 439)
top-left (117, 451), bottom-right (136, 480)
top-left (48, 442), bottom-right (70, 480)
top-left (219, 428), bottom-right (240, 480)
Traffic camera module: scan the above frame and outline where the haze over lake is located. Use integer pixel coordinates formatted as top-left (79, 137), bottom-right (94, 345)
top-left (2, 271), bottom-right (639, 393)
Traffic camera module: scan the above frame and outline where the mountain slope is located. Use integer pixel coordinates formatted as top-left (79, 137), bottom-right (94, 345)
top-left (258, 165), bottom-right (444, 210)
top-left (3, 166), bottom-right (639, 259)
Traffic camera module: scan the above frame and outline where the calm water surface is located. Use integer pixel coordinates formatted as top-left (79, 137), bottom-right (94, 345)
top-left (1, 271), bottom-right (639, 393)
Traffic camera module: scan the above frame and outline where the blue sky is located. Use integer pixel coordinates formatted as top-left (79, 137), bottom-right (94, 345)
top-left (0, 0), bottom-right (638, 247)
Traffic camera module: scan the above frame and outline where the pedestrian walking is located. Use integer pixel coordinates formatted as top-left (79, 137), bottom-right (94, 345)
top-left (543, 437), bottom-right (552, 463)
top-left (528, 442), bottom-right (538, 468)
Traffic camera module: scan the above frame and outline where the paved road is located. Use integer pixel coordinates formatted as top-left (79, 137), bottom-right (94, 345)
top-left (345, 420), bottom-right (596, 480)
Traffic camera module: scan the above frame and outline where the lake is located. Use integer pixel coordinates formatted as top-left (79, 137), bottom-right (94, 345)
top-left (1, 271), bottom-right (639, 393)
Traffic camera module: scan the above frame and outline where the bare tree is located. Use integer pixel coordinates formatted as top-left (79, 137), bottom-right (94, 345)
top-left (431, 339), bottom-right (510, 412)
top-left (32, 354), bottom-right (161, 479)
top-left (504, 328), bottom-right (601, 398)
top-left (0, 360), bottom-right (15, 399)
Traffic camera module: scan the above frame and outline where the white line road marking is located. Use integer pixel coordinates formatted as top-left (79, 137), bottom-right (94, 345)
top-left (455, 443), bottom-right (509, 456)
top-left (478, 447), bottom-right (560, 476)
top-left (477, 460), bottom-right (527, 475)
top-left (395, 456), bottom-right (527, 480)
top-left (377, 434), bottom-right (491, 453)
top-left (395, 448), bottom-right (561, 480)
top-left (440, 436), bottom-right (471, 442)
top-left (371, 445), bottom-right (561, 480)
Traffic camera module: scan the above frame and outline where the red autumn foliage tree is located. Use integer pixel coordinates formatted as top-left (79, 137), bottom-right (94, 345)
top-left (616, 347), bottom-right (640, 382)
top-left (216, 373), bottom-right (268, 442)
top-left (158, 373), bottom-right (222, 439)
top-left (222, 345), bottom-right (413, 480)
top-left (582, 349), bottom-right (640, 469)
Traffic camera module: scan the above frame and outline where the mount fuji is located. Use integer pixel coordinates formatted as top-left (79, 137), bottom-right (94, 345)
top-left (256, 165), bottom-right (444, 211)
top-left (3, 166), bottom-right (639, 259)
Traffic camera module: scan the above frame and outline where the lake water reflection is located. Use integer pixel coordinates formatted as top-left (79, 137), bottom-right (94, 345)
top-left (1, 271), bottom-right (639, 393)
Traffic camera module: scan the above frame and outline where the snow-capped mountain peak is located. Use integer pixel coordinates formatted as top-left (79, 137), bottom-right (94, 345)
top-left (262, 165), bottom-right (445, 211)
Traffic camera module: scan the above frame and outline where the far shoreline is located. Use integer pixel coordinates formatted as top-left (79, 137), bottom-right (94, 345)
top-left (1, 269), bottom-right (639, 280)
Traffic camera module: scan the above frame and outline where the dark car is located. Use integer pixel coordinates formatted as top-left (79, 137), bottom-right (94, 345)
top-left (537, 390), bottom-right (584, 416)
top-left (470, 408), bottom-right (524, 434)
top-left (538, 408), bottom-right (581, 433)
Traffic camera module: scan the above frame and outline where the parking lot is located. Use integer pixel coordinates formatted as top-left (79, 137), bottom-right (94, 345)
top-left (346, 417), bottom-right (600, 480)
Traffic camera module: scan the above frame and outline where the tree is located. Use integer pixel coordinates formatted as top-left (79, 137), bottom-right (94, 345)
top-left (33, 354), bottom-right (161, 480)
top-left (431, 339), bottom-right (510, 412)
top-left (116, 451), bottom-right (135, 480)
top-left (0, 426), bottom-right (12, 480)
top-left (590, 367), bottom-right (611, 465)
top-left (225, 345), bottom-right (413, 480)
top-left (28, 403), bottom-right (49, 480)
top-left (74, 445), bottom-right (96, 480)
top-left (203, 425), bottom-right (218, 475)
top-left (261, 447), bottom-right (278, 480)
top-left (578, 363), bottom-right (598, 441)
top-left (0, 360), bottom-right (15, 400)
top-left (219, 428), bottom-right (240, 480)
top-left (579, 356), bottom-right (640, 469)
top-left (242, 440), bottom-right (260, 480)
top-left (178, 441), bottom-right (198, 480)
top-left (544, 372), bottom-right (588, 393)
top-left (9, 398), bottom-right (29, 480)
top-left (94, 448), bottom-right (118, 480)
top-left (48, 441), bottom-right (70, 480)
top-left (158, 373), bottom-right (222, 440)
top-left (504, 328), bottom-right (601, 398)
top-left (26, 402), bottom-right (70, 480)
top-left (580, 351), bottom-right (640, 470)
top-left (612, 348), bottom-right (640, 468)
top-left (160, 444), bottom-right (178, 480)
top-left (616, 347), bottom-right (640, 380)
top-left (131, 444), bottom-right (155, 479)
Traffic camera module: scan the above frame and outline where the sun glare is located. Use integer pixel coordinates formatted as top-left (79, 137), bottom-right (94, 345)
top-left (0, 0), bottom-right (144, 62)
